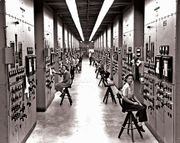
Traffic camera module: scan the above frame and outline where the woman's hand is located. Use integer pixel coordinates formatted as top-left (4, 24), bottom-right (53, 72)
top-left (133, 102), bottom-right (139, 105)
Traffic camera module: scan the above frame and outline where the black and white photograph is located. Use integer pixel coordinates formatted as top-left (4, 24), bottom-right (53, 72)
top-left (0, 0), bottom-right (179, 142)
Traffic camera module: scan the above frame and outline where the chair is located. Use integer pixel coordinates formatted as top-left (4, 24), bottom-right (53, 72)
top-left (116, 93), bottom-right (143, 142)
top-left (60, 81), bottom-right (73, 106)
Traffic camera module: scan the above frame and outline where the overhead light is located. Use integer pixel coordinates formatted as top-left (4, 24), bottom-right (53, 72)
top-left (65, 0), bottom-right (84, 41)
top-left (89, 0), bottom-right (114, 41)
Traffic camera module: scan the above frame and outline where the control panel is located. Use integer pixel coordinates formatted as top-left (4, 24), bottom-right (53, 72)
top-left (112, 47), bottom-right (118, 76)
top-left (44, 41), bottom-right (56, 104)
top-left (122, 45), bottom-right (133, 84)
top-left (143, 72), bottom-right (156, 129)
top-left (105, 50), bottom-right (111, 72)
top-left (143, 0), bottom-right (176, 142)
top-left (3, 0), bottom-right (37, 142)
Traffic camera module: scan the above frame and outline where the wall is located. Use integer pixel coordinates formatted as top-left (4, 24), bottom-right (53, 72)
top-left (112, 16), bottom-right (123, 89)
top-left (106, 25), bottom-right (112, 74)
top-left (121, 6), bottom-right (135, 87)
top-left (43, 5), bottom-right (55, 109)
top-left (175, 1), bottom-right (180, 142)
top-left (0, 0), bottom-right (37, 142)
top-left (57, 18), bottom-right (63, 49)
top-left (64, 26), bottom-right (68, 49)
top-left (35, 2), bottom-right (55, 112)
top-left (0, 1), bottom-right (8, 142)
top-left (143, 0), bottom-right (176, 142)
top-left (121, 1), bottom-right (144, 104)
top-left (123, 6), bottom-right (134, 48)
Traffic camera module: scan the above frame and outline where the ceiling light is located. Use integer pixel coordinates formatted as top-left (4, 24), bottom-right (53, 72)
top-left (89, 0), bottom-right (114, 41)
top-left (65, 0), bottom-right (84, 41)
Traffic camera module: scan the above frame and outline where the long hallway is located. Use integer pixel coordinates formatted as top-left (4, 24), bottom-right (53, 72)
top-left (26, 59), bottom-right (158, 143)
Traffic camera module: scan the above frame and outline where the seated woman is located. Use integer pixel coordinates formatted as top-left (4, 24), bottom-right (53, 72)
top-left (53, 65), bottom-right (71, 94)
top-left (121, 73), bottom-right (147, 132)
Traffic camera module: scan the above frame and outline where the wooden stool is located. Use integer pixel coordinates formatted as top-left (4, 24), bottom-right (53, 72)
top-left (98, 75), bottom-right (105, 86)
top-left (60, 84), bottom-right (72, 106)
top-left (116, 93), bottom-right (143, 142)
top-left (118, 111), bottom-right (143, 142)
top-left (98, 71), bottom-right (110, 86)
top-left (103, 83), bottom-right (116, 104)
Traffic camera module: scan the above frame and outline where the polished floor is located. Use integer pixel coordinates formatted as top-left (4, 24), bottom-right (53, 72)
top-left (26, 59), bottom-right (158, 143)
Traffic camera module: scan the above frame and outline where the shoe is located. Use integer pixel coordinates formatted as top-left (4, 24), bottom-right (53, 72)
top-left (138, 125), bottom-right (145, 132)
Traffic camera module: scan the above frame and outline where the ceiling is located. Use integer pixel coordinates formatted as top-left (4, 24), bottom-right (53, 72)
top-left (44, 0), bottom-right (132, 42)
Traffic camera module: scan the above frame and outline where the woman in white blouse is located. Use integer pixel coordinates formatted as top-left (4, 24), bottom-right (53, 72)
top-left (121, 73), bottom-right (147, 132)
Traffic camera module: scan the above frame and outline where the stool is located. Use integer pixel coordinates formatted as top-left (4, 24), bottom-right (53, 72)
top-left (98, 75), bottom-right (105, 86)
top-left (98, 71), bottom-right (110, 86)
top-left (118, 111), bottom-right (143, 142)
top-left (96, 70), bottom-right (99, 78)
top-left (116, 93), bottom-right (143, 142)
top-left (103, 84), bottom-right (116, 104)
top-left (60, 84), bottom-right (72, 106)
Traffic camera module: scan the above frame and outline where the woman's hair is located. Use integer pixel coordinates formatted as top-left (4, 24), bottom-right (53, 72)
top-left (125, 73), bottom-right (134, 81)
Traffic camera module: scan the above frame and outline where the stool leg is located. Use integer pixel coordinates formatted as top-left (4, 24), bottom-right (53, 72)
top-left (112, 94), bottom-right (117, 104)
top-left (66, 89), bottom-right (72, 106)
top-left (110, 88), bottom-right (114, 103)
top-left (98, 78), bottom-right (102, 86)
top-left (60, 93), bottom-right (65, 105)
top-left (127, 118), bottom-right (130, 135)
top-left (103, 87), bottom-right (109, 104)
top-left (95, 68), bottom-right (97, 73)
top-left (102, 78), bottom-right (105, 87)
top-left (130, 114), bottom-right (134, 142)
top-left (103, 94), bottom-right (107, 103)
top-left (109, 88), bottom-right (117, 104)
top-left (96, 72), bottom-right (99, 78)
top-left (132, 114), bottom-right (143, 139)
top-left (105, 88), bottom-right (109, 104)
top-left (118, 113), bottom-right (130, 138)
top-left (103, 88), bottom-right (109, 103)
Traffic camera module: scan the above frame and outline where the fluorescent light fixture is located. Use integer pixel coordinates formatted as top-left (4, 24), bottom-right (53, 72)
top-left (89, 0), bottom-right (114, 41)
top-left (65, 0), bottom-right (84, 41)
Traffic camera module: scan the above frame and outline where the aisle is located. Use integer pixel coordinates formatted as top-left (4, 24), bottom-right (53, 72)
top-left (26, 59), bottom-right (158, 143)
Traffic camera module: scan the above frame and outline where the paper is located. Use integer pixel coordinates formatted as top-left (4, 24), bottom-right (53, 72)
top-left (164, 61), bottom-right (168, 77)
top-left (131, 59), bottom-right (135, 65)
top-left (24, 76), bottom-right (30, 98)
top-left (50, 68), bottom-right (53, 75)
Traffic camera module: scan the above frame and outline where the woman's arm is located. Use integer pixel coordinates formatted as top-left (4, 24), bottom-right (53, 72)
top-left (133, 96), bottom-right (142, 105)
top-left (123, 96), bottom-right (138, 104)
